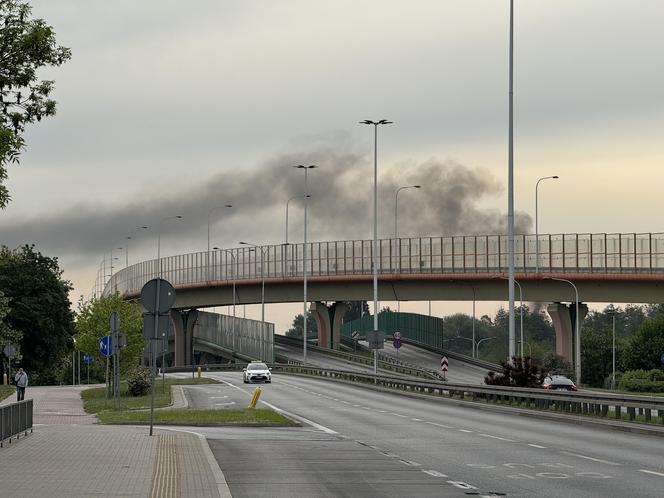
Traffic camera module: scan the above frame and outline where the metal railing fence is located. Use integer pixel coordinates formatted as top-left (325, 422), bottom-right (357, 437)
top-left (0, 399), bottom-right (33, 447)
top-left (104, 232), bottom-right (664, 297)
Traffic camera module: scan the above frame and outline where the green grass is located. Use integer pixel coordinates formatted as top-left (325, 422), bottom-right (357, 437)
top-left (96, 408), bottom-right (298, 426)
top-left (0, 385), bottom-right (15, 401)
top-left (81, 377), bottom-right (218, 414)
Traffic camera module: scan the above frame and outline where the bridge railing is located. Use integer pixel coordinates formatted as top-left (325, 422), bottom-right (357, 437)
top-left (104, 232), bottom-right (664, 297)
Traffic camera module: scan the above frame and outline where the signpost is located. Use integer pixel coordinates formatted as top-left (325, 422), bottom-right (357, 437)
top-left (660, 353), bottom-right (664, 365)
top-left (140, 278), bottom-right (176, 437)
top-left (83, 354), bottom-right (93, 384)
top-left (110, 312), bottom-right (121, 409)
top-left (366, 330), bottom-right (385, 350)
top-left (351, 330), bottom-right (359, 351)
top-left (3, 343), bottom-right (16, 385)
top-left (393, 333), bottom-right (402, 361)
top-left (441, 355), bottom-right (449, 381)
top-left (99, 335), bottom-right (112, 400)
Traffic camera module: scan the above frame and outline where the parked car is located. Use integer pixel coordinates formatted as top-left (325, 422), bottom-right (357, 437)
top-left (243, 362), bottom-right (272, 383)
top-left (542, 374), bottom-right (577, 391)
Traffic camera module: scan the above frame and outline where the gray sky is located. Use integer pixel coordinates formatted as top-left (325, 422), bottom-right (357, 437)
top-left (1, 1), bottom-right (663, 330)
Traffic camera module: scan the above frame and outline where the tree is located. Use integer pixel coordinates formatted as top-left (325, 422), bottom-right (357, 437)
top-left (485, 356), bottom-right (543, 388)
top-left (0, 290), bottom-right (22, 366)
top-left (0, 244), bottom-right (75, 384)
top-left (621, 314), bottom-right (664, 372)
top-left (75, 293), bottom-right (144, 372)
top-left (343, 301), bottom-right (369, 323)
top-left (285, 313), bottom-right (317, 339)
top-left (0, 0), bottom-right (71, 207)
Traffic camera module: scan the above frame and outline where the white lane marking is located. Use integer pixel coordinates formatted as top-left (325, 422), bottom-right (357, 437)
top-left (400, 460), bottom-right (421, 466)
top-left (447, 480), bottom-right (477, 490)
top-left (479, 433), bottom-right (515, 442)
top-left (378, 410), bottom-right (387, 413)
top-left (217, 378), bottom-right (338, 435)
top-left (459, 429), bottom-right (473, 433)
top-left (361, 406), bottom-right (372, 410)
top-left (352, 404), bottom-right (361, 407)
top-left (209, 396), bottom-right (228, 399)
top-left (411, 418), bottom-right (422, 422)
top-left (214, 402), bottom-right (236, 406)
top-left (424, 421), bottom-right (453, 429)
top-left (561, 452), bottom-right (621, 466)
top-left (639, 469), bottom-right (664, 477)
top-left (528, 444), bottom-right (547, 449)
top-left (391, 413), bottom-right (408, 418)
top-left (422, 470), bottom-right (448, 478)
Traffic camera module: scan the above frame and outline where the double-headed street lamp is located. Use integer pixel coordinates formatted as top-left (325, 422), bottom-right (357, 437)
top-left (213, 247), bottom-right (237, 354)
top-left (535, 175), bottom-right (559, 272)
top-left (395, 184), bottom-right (421, 311)
top-left (207, 205), bottom-right (233, 280)
top-left (239, 242), bottom-right (266, 343)
top-left (361, 119), bottom-right (392, 374)
top-left (547, 277), bottom-right (581, 383)
top-left (294, 165), bottom-right (316, 364)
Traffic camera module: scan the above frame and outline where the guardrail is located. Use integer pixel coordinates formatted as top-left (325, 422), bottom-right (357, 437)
top-left (0, 399), bottom-right (33, 447)
top-left (399, 337), bottom-right (501, 371)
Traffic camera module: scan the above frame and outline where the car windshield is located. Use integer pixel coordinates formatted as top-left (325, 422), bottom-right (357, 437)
top-left (247, 363), bottom-right (267, 371)
top-left (548, 376), bottom-right (574, 385)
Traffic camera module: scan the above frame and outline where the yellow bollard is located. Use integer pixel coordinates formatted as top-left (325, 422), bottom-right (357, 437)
top-left (247, 387), bottom-right (262, 409)
top-left (197, 366), bottom-right (201, 379)
top-left (2, 373), bottom-right (6, 385)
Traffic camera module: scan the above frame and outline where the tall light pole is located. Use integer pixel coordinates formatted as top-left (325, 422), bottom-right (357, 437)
top-left (124, 226), bottom-right (149, 268)
top-left (547, 277), bottom-right (581, 383)
top-left (157, 215), bottom-right (183, 277)
top-left (507, 0), bottom-right (516, 361)
top-left (214, 247), bottom-right (237, 354)
top-left (608, 305), bottom-right (616, 389)
top-left (499, 276), bottom-right (524, 358)
top-left (395, 185), bottom-right (421, 312)
top-left (285, 194), bottom-right (310, 244)
top-left (361, 119), bottom-right (392, 374)
top-left (294, 165), bottom-right (316, 363)
top-left (239, 242), bottom-right (266, 351)
top-left (535, 175), bottom-right (559, 272)
top-left (207, 205), bottom-right (233, 280)
top-left (477, 336), bottom-right (496, 357)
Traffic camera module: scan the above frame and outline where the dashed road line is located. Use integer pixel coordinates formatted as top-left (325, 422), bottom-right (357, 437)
top-left (411, 418), bottom-right (422, 422)
top-left (422, 470), bottom-right (448, 478)
top-left (424, 421), bottom-right (454, 429)
top-left (528, 444), bottom-right (547, 449)
top-left (479, 434), bottom-right (515, 442)
top-left (561, 452), bottom-right (621, 466)
top-left (639, 469), bottom-right (664, 477)
top-left (400, 459), bottom-right (421, 467)
top-left (459, 429), bottom-right (473, 433)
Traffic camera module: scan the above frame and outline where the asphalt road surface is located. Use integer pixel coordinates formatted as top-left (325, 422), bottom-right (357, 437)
top-left (181, 372), bottom-right (664, 497)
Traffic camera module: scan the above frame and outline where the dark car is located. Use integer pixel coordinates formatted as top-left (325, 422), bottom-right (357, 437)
top-left (542, 375), bottom-right (577, 391)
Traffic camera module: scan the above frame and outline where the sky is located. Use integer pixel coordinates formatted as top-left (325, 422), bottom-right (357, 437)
top-left (1, 1), bottom-right (663, 332)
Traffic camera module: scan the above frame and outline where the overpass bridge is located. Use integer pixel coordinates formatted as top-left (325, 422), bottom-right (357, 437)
top-left (104, 232), bottom-right (664, 366)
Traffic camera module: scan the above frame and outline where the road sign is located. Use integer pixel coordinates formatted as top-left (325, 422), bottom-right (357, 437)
top-left (143, 313), bottom-right (170, 341)
top-left (365, 330), bottom-right (385, 349)
top-left (393, 331), bottom-right (402, 340)
top-left (441, 356), bottom-right (449, 372)
top-left (3, 343), bottom-right (16, 358)
top-left (661, 353), bottom-right (664, 364)
top-left (98, 335), bottom-right (112, 357)
top-left (109, 311), bottom-right (121, 333)
top-left (393, 338), bottom-right (402, 349)
top-left (351, 330), bottom-right (359, 340)
top-left (83, 354), bottom-right (94, 365)
top-left (140, 278), bottom-right (176, 313)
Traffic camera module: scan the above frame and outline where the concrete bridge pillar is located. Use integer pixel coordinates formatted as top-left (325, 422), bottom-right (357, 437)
top-left (171, 309), bottom-right (199, 366)
top-left (310, 301), bottom-right (348, 350)
top-left (546, 302), bottom-right (588, 365)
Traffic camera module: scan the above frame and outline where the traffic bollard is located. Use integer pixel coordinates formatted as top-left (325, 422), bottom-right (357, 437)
top-left (197, 366), bottom-right (201, 379)
top-left (247, 387), bottom-right (262, 409)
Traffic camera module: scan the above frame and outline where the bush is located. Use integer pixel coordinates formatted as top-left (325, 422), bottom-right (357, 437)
top-left (485, 356), bottom-right (543, 387)
top-left (619, 369), bottom-right (664, 393)
top-left (125, 366), bottom-right (151, 396)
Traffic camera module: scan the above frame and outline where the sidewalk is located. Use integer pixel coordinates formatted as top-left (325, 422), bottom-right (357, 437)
top-left (0, 385), bottom-right (230, 497)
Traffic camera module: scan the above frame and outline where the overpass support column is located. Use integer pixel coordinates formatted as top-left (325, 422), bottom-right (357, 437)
top-left (171, 309), bottom-right (199, 366)
top-left (546, 302), bottom-right (587, 366)
top-left (310, 301), bottom-right (348, 350)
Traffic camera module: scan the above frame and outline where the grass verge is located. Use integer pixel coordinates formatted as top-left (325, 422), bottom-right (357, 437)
top-left (82, 377), bottom-right (218, 414)
top-left (97, 408), bottom-right (298, 426)
top-left (0, 385), bottom-right (15, 401)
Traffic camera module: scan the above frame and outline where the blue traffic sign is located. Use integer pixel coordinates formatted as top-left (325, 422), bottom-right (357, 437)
top-left (98, 335), bottom-right (112, 357)
top-left (393, 338), bottom-right (402, 349)
top-left (83, 354), bottom-right (94, 365)
top-left (660, 353), bottom-right (664, 364)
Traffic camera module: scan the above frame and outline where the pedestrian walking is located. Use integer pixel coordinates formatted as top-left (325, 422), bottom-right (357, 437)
top-left (15, 367), bottom-right (28, 401)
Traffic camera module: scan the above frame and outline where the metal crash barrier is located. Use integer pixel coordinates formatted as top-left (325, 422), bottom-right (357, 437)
top-left (0, 399), bottom-right (33, 447)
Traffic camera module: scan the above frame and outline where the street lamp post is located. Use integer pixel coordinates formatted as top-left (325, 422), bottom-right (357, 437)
top-left (294, 165), bottom-right (316, 364)
top-left (547, 277), bottom-right (581, 383)
top-left (476, 337), bottom-right (496, 357)
top-left (535, 175), bottom-right (559, 272)
top-left (214, 247), bottom-right (237, 354)
top-left (507, 0), bottom-right (516, 361)
top-left (124, 226), bottom-right (149, 268)
top-left (285, 194), bottom-right (311, 245)
top-left (207, 205), bottom-right (233, 280)
top-left (361, 119), bottom-right (392, 374)
top-left (608, 306), bottom-right (617, 389)
top-left (395, 184), bottom-right (421, 312)
top-left (498, 276), bottom-right (524, 358)
top-left (239, 242), bottom-right (266, 353)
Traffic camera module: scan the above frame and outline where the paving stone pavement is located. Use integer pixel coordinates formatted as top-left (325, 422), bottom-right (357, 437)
top-left (0, 385), bottom-right (230, 497)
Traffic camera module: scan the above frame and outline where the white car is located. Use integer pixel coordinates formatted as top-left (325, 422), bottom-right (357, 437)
top-left (243, 362), bottom-right (272, 383)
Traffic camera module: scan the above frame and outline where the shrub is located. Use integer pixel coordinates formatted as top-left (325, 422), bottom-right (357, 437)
top-left (485, 356), bottom-right (543, 387)
top-left (125, 366), bottom-right (151, 396)
top-left (619, 369), bottom-right (664, 393)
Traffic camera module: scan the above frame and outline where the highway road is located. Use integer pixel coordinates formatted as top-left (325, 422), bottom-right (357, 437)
top-left (178, 372), bottom-right (664, 497)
